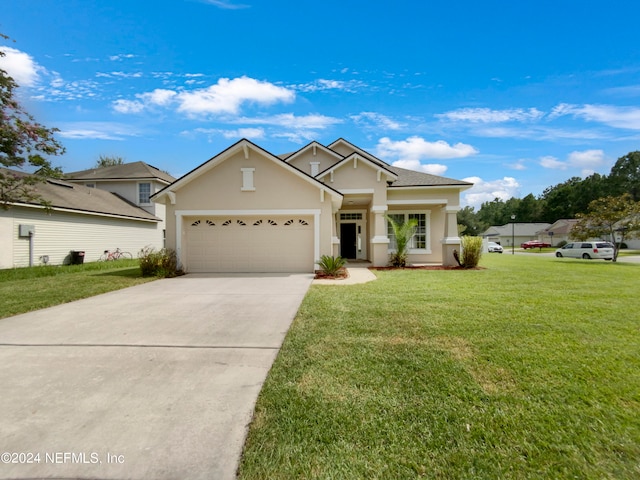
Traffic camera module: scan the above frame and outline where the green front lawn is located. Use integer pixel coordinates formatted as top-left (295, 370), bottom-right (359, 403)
top-left (0, 260), bottom-right (155, 319)
top-left (239, 255), bottom-right (640, 479)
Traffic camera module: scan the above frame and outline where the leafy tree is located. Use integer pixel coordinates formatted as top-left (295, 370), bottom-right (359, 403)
top-left (0, 35), bottom-right (64, 209)
top-left (515, 193), bottom-right (543, 222)
top-left (608, 151), bottom-right (640, 201)
top-left (95, 155), bottom-right (124, 168)
top-left (540, 177), bottom-right (584, 221)
top-left (571, 194), bottom-right (640, 262)
top-left (386, 215), bottom-right (418, 267)
top-left (457, 205), bottom-right (485, 236)
top-left (477, 198), bottom-right (509, 227)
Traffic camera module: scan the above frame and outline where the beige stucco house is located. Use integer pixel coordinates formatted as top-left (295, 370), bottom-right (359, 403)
top-left (153, 138), bottom-right (473, 273)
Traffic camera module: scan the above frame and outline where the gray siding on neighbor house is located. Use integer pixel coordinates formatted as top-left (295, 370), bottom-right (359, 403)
top-left (0, 207), bottom-right (162, 268)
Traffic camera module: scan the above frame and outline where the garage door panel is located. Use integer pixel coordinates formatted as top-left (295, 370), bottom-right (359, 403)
top-left (186, 216), bottom-right (313, 273)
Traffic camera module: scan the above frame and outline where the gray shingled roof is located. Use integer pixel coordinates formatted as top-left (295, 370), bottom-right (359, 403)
top-left (65, 161), bottom-right (175, 184)
top-left (482, 223), bottom-right (551, 237)
top-left (387, 166), bottom-right (473, 187)
top-left (5, 170), bottom-right (159, 221)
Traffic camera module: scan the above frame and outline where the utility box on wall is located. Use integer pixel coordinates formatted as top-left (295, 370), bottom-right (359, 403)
top-left (18, 224), bottom-right (35, 237)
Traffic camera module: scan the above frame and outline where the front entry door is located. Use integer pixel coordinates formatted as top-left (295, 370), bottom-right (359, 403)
top-left (340, 223), bottom-right (357, 259)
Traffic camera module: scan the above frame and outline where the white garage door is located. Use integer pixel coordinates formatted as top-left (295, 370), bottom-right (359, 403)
top-left (186, 216), bottom-right (314, 273)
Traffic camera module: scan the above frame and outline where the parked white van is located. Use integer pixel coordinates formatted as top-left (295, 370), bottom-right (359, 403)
top-left (555, 242), bottom-right (615, 260)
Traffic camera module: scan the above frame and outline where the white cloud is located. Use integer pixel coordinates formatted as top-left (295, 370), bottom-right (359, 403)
top-left (296, 78), bottom-right (367, 93)
top-left (392, 159), bottom-right (448, 176)
top-left (0, 46), bottom-right (42, 87)
top-left (539, 155), bottom-right (566, 170)
top-left (375, 136), bottom-right (478, 161)
top-left (351, 112), bottom-right (404, 130)
top-left (567, 149), bottom-right (606, 169)
top-left (187, 127), bottom-right (265, 141)
top-left (112, 99), bottom-right (145, 114)
top-left (436, 107), bottom-right (544, 123)
top-left (505, 159), bottom-right (527, 171)
top-left (461, 176), bottom-right (520, 209)
top-left (234, 113), bottom-right (342, 130)
top-left (57, 122), bottom-right (140, 140)
top-left (176, 76), bottom-right (295, 115)
top-left (539, 149), bottom-right (606, 173)
top-left (201, 0), bottom-right (250, 9)
top-left (139, 88), bottom-right (177, 106)
top-left (109, 54), bottom-right (136, 61)
top-left (111, 77), bottom-right (295, 116)
top-left (550, 103), bottom-right (640, 130)
top-left (221, 127), bottom-right (265, 139)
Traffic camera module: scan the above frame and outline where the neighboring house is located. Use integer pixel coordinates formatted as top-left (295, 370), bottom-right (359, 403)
top-left (537, 219), bottom-right (578, 246)
top-left (481, 222), bottom-right (551, 248)
top-left (65, 161), bottom-right (175, 249)
top-left (152, 138), bottom-right (473, 273)
top-left (0, 171), bottom-right (161, 269)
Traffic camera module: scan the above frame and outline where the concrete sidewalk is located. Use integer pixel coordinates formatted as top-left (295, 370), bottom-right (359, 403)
top-left (0, 273), bottom-right (313, 480)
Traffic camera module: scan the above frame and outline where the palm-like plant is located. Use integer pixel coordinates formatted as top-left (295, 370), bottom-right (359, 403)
top-left (386, 215), bottom-right (418, 267)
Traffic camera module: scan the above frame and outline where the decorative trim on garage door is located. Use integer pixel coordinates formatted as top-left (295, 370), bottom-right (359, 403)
top-left (175, 209), bottom-right (321, 270)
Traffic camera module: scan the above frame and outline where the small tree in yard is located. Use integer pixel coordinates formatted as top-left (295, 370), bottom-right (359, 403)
top-left (0, 35), bottom-right (65, 209)
top-left (572, 194), bottom-right (640, 262)
top-left (386, 215), bottom-right (418, 267)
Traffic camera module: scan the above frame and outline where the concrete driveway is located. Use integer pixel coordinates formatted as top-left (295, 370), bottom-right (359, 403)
top-left (0, 273), bottom-right (313, 480)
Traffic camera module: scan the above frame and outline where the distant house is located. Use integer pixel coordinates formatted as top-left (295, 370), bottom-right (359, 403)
top-left (0, 171), bottom-right (162, 269)
top-left (537, 219), bottom-right (579, 246)
top-left (481, 222), bottom-right (551, 248)
top-left (65, 161), bottom-right (174, 227)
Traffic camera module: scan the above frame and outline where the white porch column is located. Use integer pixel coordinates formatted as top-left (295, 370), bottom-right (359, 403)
top-left (441, 206), bottom-right (461, 266)
top-left (371, 205), bottom-right (389, 266)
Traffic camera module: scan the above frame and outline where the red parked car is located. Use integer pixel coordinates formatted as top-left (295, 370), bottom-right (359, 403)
top-left (521, 240), bottom-right (552, 249)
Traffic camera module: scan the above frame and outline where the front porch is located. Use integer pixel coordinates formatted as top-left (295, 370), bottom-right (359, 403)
top-left (331, 200), bottom-right (461, 267)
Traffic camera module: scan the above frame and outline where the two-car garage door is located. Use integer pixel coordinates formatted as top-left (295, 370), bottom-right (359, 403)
top-left (185, 215), bottom-right (314, 273)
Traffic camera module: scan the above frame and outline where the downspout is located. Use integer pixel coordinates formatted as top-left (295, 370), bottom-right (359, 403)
top-left (29, 230), bottom-right (34, 267)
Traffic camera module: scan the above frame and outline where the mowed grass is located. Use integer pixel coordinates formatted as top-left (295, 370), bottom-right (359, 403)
top-left (239, 255), bottom-right (640, 479)
top-left (0, 260), bottom-right (155, 319)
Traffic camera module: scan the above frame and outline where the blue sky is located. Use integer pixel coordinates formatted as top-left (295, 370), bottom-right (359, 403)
top-left (2, 0), bottom-right (640, 209)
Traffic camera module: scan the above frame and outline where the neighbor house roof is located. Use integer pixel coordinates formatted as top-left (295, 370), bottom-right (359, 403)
top-left (4, 170), bottom-right (159, 222)
top-left (541, 219), bottom-right (579, 235)
top-left (65, 161), bottom-right (175, 184)
top-left (482, 223), bottom-right (551, 237)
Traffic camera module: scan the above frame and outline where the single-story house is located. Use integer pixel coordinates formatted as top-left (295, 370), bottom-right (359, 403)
top-left (0, 170), bottom-right (161, 269)
top-left (152, 138), bottom-right (473, 273)
top-left (481, 222), bottom-right (551, 248)
top-left (537, 219), bottom-right (578, 246)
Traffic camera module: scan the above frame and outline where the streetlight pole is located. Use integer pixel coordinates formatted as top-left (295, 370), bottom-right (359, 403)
top-left (511, 215), bottom-right (516, 255)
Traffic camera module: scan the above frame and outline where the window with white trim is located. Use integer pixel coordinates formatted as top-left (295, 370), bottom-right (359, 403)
top-left (138, 182), bottom-right (151, 204)
top-left (387, 212), bottom-right (429, 251)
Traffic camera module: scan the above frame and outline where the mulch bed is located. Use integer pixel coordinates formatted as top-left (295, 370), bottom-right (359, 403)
top-left (314, 267), bottom-right (349, 280)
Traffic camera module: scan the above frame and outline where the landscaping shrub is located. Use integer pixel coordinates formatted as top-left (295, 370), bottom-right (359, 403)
top-left (386, 215), bottom-right (418, 267)
top-left (460, 235), bottom-right (483, 268)
top-left (317, 255), bottom-right (346, 276)
top-left (557, 240), bottom-right (567, 247)
top-left (138, 246), bottom-right (179, 278)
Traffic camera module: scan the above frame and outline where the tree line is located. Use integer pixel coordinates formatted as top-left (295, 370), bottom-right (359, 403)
top-left (458, 151), bottom-right (640, 235)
